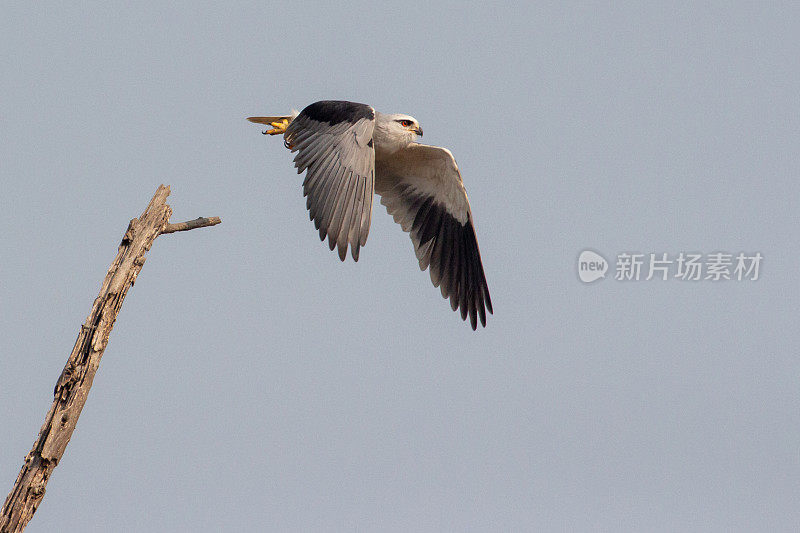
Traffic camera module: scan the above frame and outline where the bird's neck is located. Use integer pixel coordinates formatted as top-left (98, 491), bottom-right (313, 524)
top-left (373, 112), bottom-right (413, 160)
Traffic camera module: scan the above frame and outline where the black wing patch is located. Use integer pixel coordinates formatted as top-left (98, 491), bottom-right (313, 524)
top-left (300, 100), bottom-right (375, 126)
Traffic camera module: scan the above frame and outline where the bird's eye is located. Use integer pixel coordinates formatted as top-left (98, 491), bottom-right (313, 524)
top-left (399, 120), bottom-right (412, 127)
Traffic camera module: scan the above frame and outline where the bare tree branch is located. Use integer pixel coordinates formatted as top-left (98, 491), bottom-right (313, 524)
top-left (0, 185), bottom-right (221, 533)
top-left (162, 216), bottom-right (222, 234)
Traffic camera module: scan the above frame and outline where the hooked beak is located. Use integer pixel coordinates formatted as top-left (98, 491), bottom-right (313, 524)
top-left (414, 127), bottom-right (423, 137)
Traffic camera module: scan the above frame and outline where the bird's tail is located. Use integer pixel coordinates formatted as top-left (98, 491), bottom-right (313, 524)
top-left (246, 109), bottom-right (299, 126)
top-left (247, 115), bottom-right (289, 125)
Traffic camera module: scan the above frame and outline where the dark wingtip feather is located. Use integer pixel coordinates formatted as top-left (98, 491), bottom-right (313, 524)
top-left (469, 302), bottom-right (478, 330)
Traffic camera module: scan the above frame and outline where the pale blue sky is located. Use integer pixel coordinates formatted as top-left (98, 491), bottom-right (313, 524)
top-left (1, 2), bottom-right (798, 531)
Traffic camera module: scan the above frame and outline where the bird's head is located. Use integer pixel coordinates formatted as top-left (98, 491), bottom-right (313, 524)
top-left (389, 114), bottom-right (423, 138)
top-left (373, 112), bottom-right (423, 156)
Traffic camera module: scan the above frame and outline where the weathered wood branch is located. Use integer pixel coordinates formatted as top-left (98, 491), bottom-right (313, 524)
top-left (162, 216), bottom-right (221, 234)
top-left (0, 185), bottom-right (221, 533)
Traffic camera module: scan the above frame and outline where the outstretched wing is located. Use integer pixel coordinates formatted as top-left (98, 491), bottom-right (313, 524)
top-left (375, 143), bottom-right (493, 329)
top-left (284, 101), bottom-right (376, 261)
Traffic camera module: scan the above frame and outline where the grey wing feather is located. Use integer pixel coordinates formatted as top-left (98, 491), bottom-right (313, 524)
top-left (284, 101), bottom-right (376, 261)
top-left (375, 143), bottom-right (492, 329)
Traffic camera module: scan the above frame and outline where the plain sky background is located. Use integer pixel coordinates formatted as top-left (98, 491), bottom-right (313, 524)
top-left (1, 2), bottom-right (798, 531)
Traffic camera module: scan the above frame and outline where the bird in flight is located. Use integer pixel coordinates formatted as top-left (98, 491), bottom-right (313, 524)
top-left (248, 100), bottom-right (492, 329)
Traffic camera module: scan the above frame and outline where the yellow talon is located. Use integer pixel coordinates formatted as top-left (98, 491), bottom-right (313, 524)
top-left (248, 116), bottom-right (291, 135)
top-left (265, 118), bottom-right (289, 135)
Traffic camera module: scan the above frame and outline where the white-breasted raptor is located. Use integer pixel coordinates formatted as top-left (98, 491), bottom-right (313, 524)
top-left (248, 100), bottom-right (492, 329)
